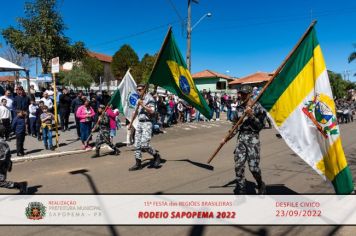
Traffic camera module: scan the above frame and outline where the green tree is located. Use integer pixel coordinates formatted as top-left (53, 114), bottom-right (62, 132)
top-left (1, 0), bottom-right (86, 73)
top-left (328, 70), bottom-right (348, 99)
top-left (59, 66), bottom-right (93, 89)
top-left (111, 44), bottom-right (139, 80)
top-left (82, 55), bottom-right (104, 84)
top-left (136, 53), bottom-right (157, 84)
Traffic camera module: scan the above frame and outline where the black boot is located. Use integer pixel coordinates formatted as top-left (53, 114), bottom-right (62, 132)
top-left (152, 153), bottom-right (161, 168)
top-left (92, 149), bottom-right (100, 158)
top-left (129, 159), bottom-right (142, 171)
top-left (253, 172), bottom-right (266, 195)
top-left (14, 181), bottom-right (28, 194)
top-left (110, 147), bottom-right (120, 156)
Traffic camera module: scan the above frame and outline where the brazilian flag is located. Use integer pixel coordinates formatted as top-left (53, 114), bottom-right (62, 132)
top-left (149, 28), bottom-right (212, 119)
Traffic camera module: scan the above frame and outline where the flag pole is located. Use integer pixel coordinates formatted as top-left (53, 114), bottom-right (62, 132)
top-left (207, 20), bottom-right (318, 164)
top-left (128, 26), bottom-right (172, 129)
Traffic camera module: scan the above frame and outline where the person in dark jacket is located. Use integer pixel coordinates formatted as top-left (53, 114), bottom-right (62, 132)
top-left (59, 88), bottom-right (72, 132)
top-left (71, 91), bottom-right (84, 139)
top-left (13, 87), bottom-right (30, 112)
top-left (11, 110), bottom-right (26, 156)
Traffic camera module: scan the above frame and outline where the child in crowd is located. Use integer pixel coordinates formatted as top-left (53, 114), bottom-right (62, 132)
top-left (11, 110), bottom-right (26, 156)
top-left (40, 105), bottom-right (55, 150)
top-left (106, 107), bottom-right (119, 143)
top-left (28, 98), bottom-right (38, 138)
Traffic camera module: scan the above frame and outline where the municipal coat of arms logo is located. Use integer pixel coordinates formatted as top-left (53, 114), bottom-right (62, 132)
top-left (302, 93), bottom-right (338, 139)
top-left (25, 202), bottom-right (46, 220)
top-left (127, 92), bottom-right (139, 108)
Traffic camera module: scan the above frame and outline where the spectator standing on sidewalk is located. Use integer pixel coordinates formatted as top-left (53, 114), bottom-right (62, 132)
top-left (40, 105), bottom-right (55, 150)
top-left (0, 90), bottom-right (14, 121)
top-left (59, 88), bottom-right (71, 132)
top-left (76, 97), bottom-right (95, 150)
top-left (28, 98), bottom-right (38, 137)
top-left (71, 91), bottom-right (84, 139)
top-left (35, 101), bottom-right (44, 141)
top-left (0, 99), bottom-right (11, 141)
top-left (11, 110), bottom-right (26, 156)
top-left (40, 92), bottom-right (53, 113)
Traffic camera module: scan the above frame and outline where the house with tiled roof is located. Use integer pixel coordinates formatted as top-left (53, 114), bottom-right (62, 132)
top-left (229, 72), bottom-right (273, 89)
top-left (62, 51), bottom-right (116, 90)
top-left (192, 69), bottom-right (235, 93)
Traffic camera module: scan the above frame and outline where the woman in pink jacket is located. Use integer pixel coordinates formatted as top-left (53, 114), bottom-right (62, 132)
top-left (76, 98), bottom-right (95, 149)
top-left (106, 107), bottom-right (119, 143)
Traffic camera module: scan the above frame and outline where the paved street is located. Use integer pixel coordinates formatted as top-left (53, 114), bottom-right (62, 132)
top-left (0, 116), bottom-right (356, 235)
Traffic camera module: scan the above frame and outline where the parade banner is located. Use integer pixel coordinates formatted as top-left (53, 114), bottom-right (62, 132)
top-left (110, 70), bottom-right (138, 128)
top-left (259, 25), bottom-right (353, 194)
top-left (148, 27), bottom-right (212, 119)
top-left (1, 195), bottom-right (356, 225)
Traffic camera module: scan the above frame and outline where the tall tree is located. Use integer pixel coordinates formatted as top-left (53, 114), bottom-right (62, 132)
top-left (134, 53), bottom-right (157, 84)
top-left (59, 66), bottom-right (93, 89)
top-left (82, 55), bottom-right (104, 84)
top-left (111, 44), bottom-right (139, 80)
top-left (1, 0), bottom-right (86, 74)
top-left (328, 70), bottom-right (348, 99)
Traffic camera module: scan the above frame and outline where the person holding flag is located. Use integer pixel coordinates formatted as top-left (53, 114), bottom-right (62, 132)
top-left (128, 84), bottom-right (161, 171)
top-left (224, 85), bottom-right (267, 194)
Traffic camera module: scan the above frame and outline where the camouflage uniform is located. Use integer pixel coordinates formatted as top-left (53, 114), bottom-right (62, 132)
top-left (0, 138), bottom-right (27, 193)
top-left (232, 101), bottom-right (266, 194)
top-left (129, 93), bottom-right (161, 170)
top-left (93, 113), bottom-right (119, 157)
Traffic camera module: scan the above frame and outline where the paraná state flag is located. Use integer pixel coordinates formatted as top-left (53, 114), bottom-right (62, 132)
top-left (148, 28), bottom-right (212, 119)
top-left (109, 70), bottom-right (139, 128)
top-left (259, 26), bottom-right (353, 194)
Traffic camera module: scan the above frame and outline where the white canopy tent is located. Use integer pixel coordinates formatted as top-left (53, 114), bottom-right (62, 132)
top-left (0, 56), bottom-right (25, 72)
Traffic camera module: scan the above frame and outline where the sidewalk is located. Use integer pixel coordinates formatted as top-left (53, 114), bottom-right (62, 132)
top-left (9, 114), bottom-right (127, 163)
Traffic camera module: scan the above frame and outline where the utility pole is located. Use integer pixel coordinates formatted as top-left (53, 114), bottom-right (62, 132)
top-left (186, 0), bottom-right (192, 72)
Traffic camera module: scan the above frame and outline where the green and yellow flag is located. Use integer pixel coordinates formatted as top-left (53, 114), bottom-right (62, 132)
top-left (149, 28), bottom-right (212, 119)
top-left (259, 25), bottom-right (354, 194)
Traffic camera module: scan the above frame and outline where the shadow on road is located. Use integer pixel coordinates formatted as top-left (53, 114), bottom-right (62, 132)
top-left (69, 169), bottom-right (120, 236)
top-left (209, 179), bottom-right (298, 194)
top-left (27, 185), bottom-right (42, 194)
top-left (171, 158), bottom-right (214, 171)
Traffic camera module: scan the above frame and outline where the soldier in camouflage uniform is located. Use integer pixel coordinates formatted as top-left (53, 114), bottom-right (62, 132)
top-left (92, 105), bottom-right (120, 158)
top-left (225, 85), bottom-right (266, 194)
top-left (128, 84), bottom-right (161, 171)
top-left (0, 126), bottom-right (27, 193)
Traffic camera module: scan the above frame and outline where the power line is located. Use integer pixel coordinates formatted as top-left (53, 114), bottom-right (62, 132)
top-left (165, 0), bottom-right (185, 23)
top-left (89, 21), bottom-right (180, 49)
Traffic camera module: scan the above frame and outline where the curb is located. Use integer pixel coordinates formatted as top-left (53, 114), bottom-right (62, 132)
top-left (12, 149), bottom-right (92, 163)
top-left (12, 145), bottom-right (113, 163)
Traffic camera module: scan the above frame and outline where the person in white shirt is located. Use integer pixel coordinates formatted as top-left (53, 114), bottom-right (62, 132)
top-left (40, 92), bottom-right (53, 112)
top-left (28, 98), bottom-right (38, 137)
top-left (0, 90), bottom-right (14, 121)
top-left (0, 99), bottom-right (11, 140)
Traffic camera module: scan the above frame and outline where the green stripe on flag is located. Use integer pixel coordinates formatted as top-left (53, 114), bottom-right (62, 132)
top-left (332, 166), bottom-right (354, 194)
top-left (259, 28), bottom-right (319, 111)
top-left (109, 89), bottom-right (124, 114)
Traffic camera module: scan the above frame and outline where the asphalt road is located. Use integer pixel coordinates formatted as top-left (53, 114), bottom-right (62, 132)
top-left (1, 120), bottom-right (356, 235)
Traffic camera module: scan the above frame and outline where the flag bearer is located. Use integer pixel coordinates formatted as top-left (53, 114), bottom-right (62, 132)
top-left (92, 105), bottom-right (120, 158)
top-left (224, 85), bottom-right (267, 194)
top-left (128, 84), bottom-right (161, 171)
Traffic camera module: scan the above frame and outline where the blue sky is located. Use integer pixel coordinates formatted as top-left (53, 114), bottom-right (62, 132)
top-left (1, 0), bottom-right (356, 81)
